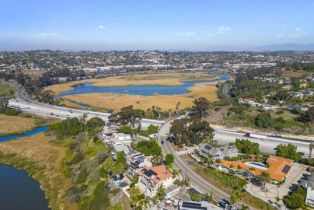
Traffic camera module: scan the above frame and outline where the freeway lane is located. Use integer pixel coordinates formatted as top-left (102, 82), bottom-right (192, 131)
top-left (9, 91), bottom-right (311, 156)
top-left (214, 129), bottom-right (310, 156)
top-left (8, 92), bottom-right (165, 129)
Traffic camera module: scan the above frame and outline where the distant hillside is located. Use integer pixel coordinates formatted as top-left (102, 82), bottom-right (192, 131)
top-left (255, 43), bottom-right (314, 51)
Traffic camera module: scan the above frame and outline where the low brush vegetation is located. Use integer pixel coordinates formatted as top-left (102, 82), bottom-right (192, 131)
top-left (0, 116), bottom-right (130, 210)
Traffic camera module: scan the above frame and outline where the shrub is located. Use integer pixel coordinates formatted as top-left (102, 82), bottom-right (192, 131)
top-left (3, 108), bottom-right (20, 116)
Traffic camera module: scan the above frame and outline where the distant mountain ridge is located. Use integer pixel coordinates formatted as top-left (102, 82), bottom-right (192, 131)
top-left (255, 43), bottom-right (314, 51)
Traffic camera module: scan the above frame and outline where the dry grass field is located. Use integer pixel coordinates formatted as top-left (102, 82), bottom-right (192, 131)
top-left (63, 83), bottom-right (218, 111)
top-left (46, 71), bottom-right (218, 94)
top-left (0, 114), bottom-right (37, 135)
top-left (0, 133), bottom-right (77, 210)
top-left (280, 70), bottom-right (311, 78)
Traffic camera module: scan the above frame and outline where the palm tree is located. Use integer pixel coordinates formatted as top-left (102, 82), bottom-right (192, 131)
top-left (258, 171), bottom-right (271, 189)
top-left (309, 143), bottom-right (314, 158)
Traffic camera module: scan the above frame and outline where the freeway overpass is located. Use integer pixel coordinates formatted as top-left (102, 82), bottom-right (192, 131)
top-left (8, 97), bottom-right (165, 129)
top-left (8, 89), bottom-right (312, 156)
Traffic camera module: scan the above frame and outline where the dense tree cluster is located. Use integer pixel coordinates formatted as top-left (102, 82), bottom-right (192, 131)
top-left (283, 186), bottom-right (306, 209)
top-left (235, 139), bottom-right (260, 155)
top-left (133, 139), bottom-right (162, 158)
top-left (109, 105), bottom-right (144, 128)
top-left (191, 97), bottom-right (211, 118)
top-left (170, 118), bottom-right (214, 146)
top-left (275, 144), bottom-right (302, 161)
top-left (48, 117), bottom-right (105, 138)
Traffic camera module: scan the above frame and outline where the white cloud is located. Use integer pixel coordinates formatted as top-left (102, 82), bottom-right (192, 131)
top-left (294, 27), bottom-right (302, 32)
top-left (98, 25), bottom-right (105, 30)
top-left (173, 31), bottom-right (196, 37)
top-left (215, 25), bottom-right (232, 34)
top-left (206, 25), bottom-right (232, 36)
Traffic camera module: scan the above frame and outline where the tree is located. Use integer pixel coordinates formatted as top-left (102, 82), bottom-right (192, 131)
top-left (35, 90), bottom-right (56, 104)
top-left (275, 144), bottom-right (302, 161)
top-left (154, 185), bottom-right (166, 201)
top-left (191, 97), bottom-right (211, 118)
top-left (274, 90), bottom-right (289, 102)
top-left (283, 186), bottom-right (306, 209)
top-left (235, 139), bottom-right (260, 155)
top-left (109, 105), bottom-right (144, 128)
top-left (191, 193), bottom-right (202, 202)
top-left (255, 113), bottom-right (272, 128)
top-left (133, 139), bottom-right (162, 157)
top-left (299, 107), bottom-right (314, 123)
top-left (170, 118), bottom-right (214, 146)
top-left (147, 125), bottom-right (159, 134)
top-left (0, 99), bottom-right (8, 113)
top-left (118, 125), bottom-right (133, 134)
top-left (258, 171), bottom-right (271, 188)
top-left (129, 187), bottom-right (147, 209)
top-left (309, 143), bottom-right (314, 158)
top-left (165, 154), bottom-right (174, 166)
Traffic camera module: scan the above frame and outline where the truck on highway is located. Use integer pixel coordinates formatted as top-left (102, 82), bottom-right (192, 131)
top-left (244, 133), bottom-right (266, 140)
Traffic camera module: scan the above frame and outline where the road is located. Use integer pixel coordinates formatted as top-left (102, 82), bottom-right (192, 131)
top-left (158, 119), bottom-right (230, 200)
top-left (9, 88), bottom-right (312, 156)
top-left (214, 128), bottom-right (311, 156)
top-left (8, 88), bottom-right (165, 129)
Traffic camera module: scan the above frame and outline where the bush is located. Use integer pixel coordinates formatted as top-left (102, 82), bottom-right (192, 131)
top-left (3, 108), bottom-right (20, 116)
top-left (147, 125), bottom-right (159, 134)
top-left (235, 139), bottom-right (260, 155)
top-left (133, 139), bottom-right (162, 157)
top-left (165, 154), bottom-right (174, 165)
top-left (118, 125), bottom-right (133, 134)
top-left (283, 186), bottom-right (305, 209)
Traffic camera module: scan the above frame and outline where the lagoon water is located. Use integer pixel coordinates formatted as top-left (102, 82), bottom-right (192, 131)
top-left (0, 126), bottom-right (48, 142)
top-left (59, 72), bottom-right (229, 97)
top-left (0, 164), bottom-right (50, 210)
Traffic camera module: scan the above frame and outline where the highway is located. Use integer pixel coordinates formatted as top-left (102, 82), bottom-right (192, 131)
top-left (9, 88), bottom-right (312, 156)
top-left (8, 89), bottom-right (165, 129)
top-left (8, 88), bottom-right (313, 209)
top-left (9, 89), bottom-right (312, 156)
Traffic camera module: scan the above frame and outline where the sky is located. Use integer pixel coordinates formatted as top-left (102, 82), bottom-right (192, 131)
top-left (0, 0), bottom-right (314, 51)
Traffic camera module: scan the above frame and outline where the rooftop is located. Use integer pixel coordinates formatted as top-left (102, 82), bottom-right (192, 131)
top-left (141, 165), bottom-right (172, 182)
top-left (219, 155), bottom-right (293, 181)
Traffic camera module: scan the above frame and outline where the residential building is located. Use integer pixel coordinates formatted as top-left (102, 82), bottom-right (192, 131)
top-left (139, 165), bottom-right (174, 197)
top-left (198, 144), bottom-right (238, 161)
top-left (218, 155), bottom-right (293, 182)
top-left (301, 173), bottom-right (314, 207)
top-left (178, 201), bottom-right (221, 210)
top-left (125, 150), bottom-right (152, 181)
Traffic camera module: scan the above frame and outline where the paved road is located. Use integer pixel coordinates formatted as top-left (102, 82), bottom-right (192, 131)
top-left (9, 88), bottom-right (312, 156)
top-left (8, 88), bottom-right (164, 129)
top-left (158, 119), bottom-right (230, 200)
top-left (214, 128), bottom-right (311, 156)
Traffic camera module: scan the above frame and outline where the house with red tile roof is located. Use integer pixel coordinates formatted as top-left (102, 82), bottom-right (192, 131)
top-left (138, 164), bottom-right (174, 197)
top-left (217, 155), bottom-right (293, 182)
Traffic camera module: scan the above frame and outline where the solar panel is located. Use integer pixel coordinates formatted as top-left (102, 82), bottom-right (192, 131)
top-left (143, 169), bottom-right (157, 177)
top-left (181, 202), bottom-right (208, 210)
top-left (282, 165), bottom-right (291, 174)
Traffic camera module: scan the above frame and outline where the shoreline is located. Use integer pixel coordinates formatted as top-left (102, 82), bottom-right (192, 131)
top-left (0, 134), bottom-right (77, 210)
top-left (45, 71), bottom-right (220, 94)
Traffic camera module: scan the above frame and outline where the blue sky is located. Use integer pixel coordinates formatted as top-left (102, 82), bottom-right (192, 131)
top-left (0, 0), bottom-right (313, 50)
